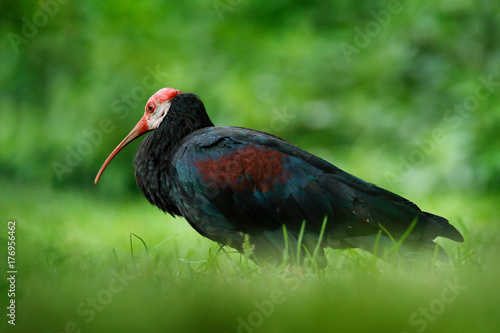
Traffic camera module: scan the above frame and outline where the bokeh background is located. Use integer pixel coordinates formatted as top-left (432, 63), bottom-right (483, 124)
top-left (1, 0), bottom-right (500, 332)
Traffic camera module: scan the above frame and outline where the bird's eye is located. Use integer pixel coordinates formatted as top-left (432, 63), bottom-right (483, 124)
top-left (147, 104), bottom-right (154, 113)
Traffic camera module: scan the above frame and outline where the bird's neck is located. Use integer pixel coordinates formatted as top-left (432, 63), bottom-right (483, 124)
top-left (133, 93), bottom-right (214, 214)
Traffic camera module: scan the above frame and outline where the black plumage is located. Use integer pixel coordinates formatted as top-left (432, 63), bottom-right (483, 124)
top-left (97, 89), bottom-right (464, 266)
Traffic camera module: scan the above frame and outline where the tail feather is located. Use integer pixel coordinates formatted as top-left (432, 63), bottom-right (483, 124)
top-left (422, 212), bottom-right (464, 242)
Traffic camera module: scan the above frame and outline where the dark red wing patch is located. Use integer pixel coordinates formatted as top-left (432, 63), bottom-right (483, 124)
top-left (194, 145), bottom-right (292, 192)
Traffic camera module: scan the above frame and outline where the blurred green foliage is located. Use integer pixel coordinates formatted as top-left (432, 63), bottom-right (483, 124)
top-left (1, 0), bottom-right (499, 198)
top-left (1, 2), bottom-right (500, 332)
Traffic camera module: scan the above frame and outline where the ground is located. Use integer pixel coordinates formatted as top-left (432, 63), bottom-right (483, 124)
top-left (1, 180), bottom-right (498, 333)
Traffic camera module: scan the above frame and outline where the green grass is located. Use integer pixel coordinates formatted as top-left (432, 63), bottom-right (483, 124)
top-left (1, 179), bottom-right (499, 333)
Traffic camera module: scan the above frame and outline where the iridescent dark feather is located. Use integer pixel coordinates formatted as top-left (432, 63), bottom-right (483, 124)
top-left (134, 93), bottom-right (463, 265)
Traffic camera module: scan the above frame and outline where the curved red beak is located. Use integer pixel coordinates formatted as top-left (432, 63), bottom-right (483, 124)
top-left (94, 115), bottom-right (150, 184)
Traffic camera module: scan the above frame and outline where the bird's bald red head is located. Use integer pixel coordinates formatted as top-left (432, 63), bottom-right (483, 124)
top-left (95, 87), bottom-right (182, 184)
top-left (145, 88), bottom-right (182, 111)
